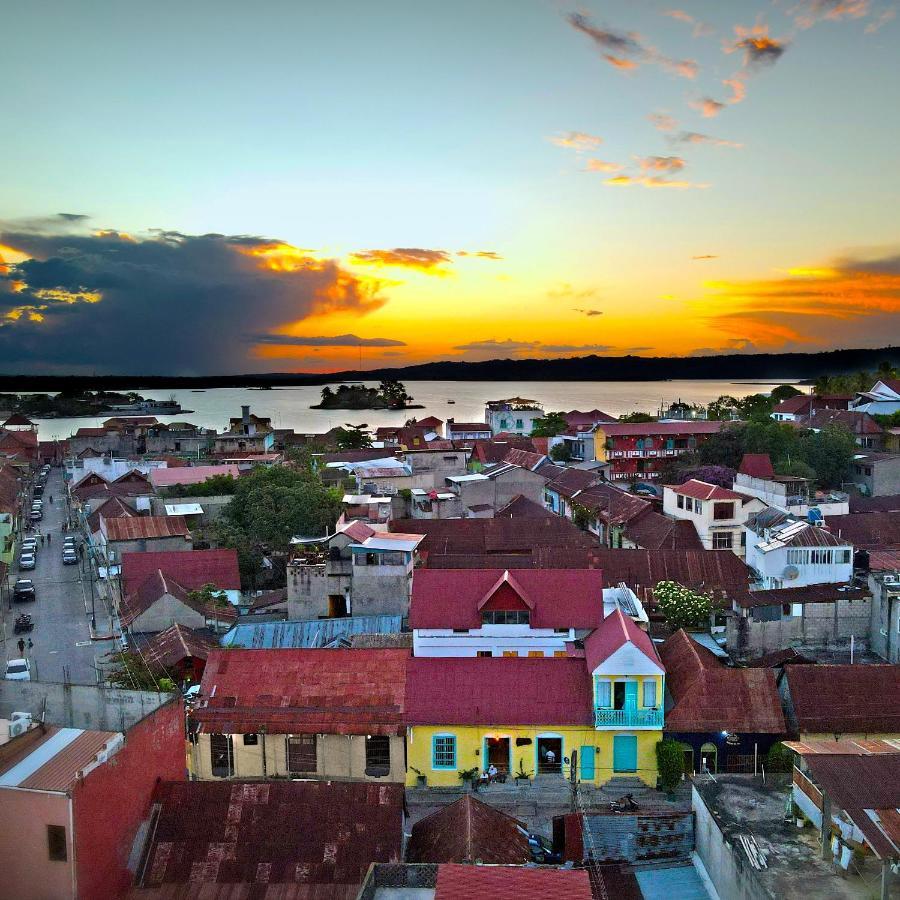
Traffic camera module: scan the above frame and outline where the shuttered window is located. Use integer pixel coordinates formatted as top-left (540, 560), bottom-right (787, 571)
top-left (287, 735), bottom-right (317, 774)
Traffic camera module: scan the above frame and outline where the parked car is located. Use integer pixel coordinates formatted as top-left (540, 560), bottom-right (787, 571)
top-left (29, 510), bottom-right (42, 522)
top-left (13, 579), bottom-right (36, 602)
top-left (62, 548), bottom-right (78, 565)
top-left (33, 485), bottom-right (44, 498)
top-left (19, 552), bottom-right (36, 570)
top-left (20, 539), bottom-right (38, 555)
top-left (4, 658), bottom-right (31, 682)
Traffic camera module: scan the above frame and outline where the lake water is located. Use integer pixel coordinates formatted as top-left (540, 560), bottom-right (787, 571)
top-left (30, 379), bottom-right (794, 441)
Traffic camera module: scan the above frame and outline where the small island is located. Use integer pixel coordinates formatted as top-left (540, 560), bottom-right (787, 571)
top-left (311, 380), bottom-right (423, 411)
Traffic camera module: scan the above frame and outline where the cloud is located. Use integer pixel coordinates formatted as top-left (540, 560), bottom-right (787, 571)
top-left (453, 338), bottom-right (614, 356)
top-left (585, 158), bottom-right (624, 173)
top-left (662, 9), bottom-right (715, 37)
top-left (250, 333), bottom-right (406, 348)
top-left (0, 225), bottom-right (385, 373)
top-left (722, 76), bottom-right (747, 105)
top-left (648, 112), bottom-right (677, 132)
top-left (671, 131), bottom-right (743, 148)
top-left (548, 283), bottom-right (596, 300)
top-left (692, 254), bottom-right (719, 260)
top-left (572, 308), bottom-right (604, 316)
top-left (549, 131), bottom-right (603, 150)
top-left (605, 175), bottom-right (708, 189)
top-left (567, 12), bottom-right (699, 78)
top-left (456, 250), bottom-right (503, 259)
top-left (348, 247), bottom-right (452, 273)
top-left (792, 0), bottom-right (871, 29)
top-left (690, 97), bottom-right (726, 118)
top-left (57, 213), bottom-right (90, 223)
top-left (699, 249), bottom-right (900, 350)
top-left (637, 155), bottom-right (686, 172)
top-left (726, 23), bottom-right (788, 69)
top-left (865, 6), bottom-right (896, 32)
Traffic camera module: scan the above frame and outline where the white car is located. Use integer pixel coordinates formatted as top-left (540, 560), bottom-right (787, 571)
top-left (19, 553), bottom-right (36, 570)
top-left (20, 539), bottom-right (38, 555)
top-left (5, 658), bottom-right (31, 681)
top-left (62, 549), bottom-right (78, 565)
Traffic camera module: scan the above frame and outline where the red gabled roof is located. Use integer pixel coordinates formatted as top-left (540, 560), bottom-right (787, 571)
top-left (786, 665), bottom-right (900, 734)
top-left (625, 512), bottom-right (703, 551)
top-left (738, 453), bottom-right (775, 478)
top-left (415, 416), bottom-right (444, 428)
top-left (104, 515), bottom-right (190, 542)
top-left (773, 395), bottom-right (811, 414)
top-left (194, 648), bottom-right (410, 734)
top-left (502, 448), bottom-right (547, 470)
top-left (583, 607), bottom-right (659, 672)
top-left (672, 479), bottom-right (745, 501)
top-left (143, 623), bottom-right (218, 670)
top-left (435, 864), bottom-right (592, 900)
top-left (2, 413), bottom-right (34, 426)
top-left (121, 548), bottom-right (241, 595)
top-left (659, 630), bottom-right (785, 733)
top-left (409, 568), bottom-right (604, 629)
top-left (564, 408), bottom-right (617, 427)
top-left (597, 421), bottom-right (725, 437)
top-left (405, 657), bottom-right (592, 726)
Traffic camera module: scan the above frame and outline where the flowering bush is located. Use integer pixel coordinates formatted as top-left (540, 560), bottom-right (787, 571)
top-left (654, 580), bottom-right (713, 630)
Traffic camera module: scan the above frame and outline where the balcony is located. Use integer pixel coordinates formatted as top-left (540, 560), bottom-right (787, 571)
top-left (595, 707), bottom-right (663, 728)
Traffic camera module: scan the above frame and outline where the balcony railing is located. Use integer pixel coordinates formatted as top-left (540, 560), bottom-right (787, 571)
top-left (595, 707), bottom-right (663, 728)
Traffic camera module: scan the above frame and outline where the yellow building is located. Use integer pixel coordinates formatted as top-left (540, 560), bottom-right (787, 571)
top-left (406, 609), bottom-right (665, 787)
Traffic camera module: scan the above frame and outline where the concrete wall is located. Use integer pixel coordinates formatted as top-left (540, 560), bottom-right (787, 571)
top-left (192, 732), bottom-right (406, 782)
top-left (0, 682), bottom-right (175, 732)
top-left (0, 789), bottom-right (73, 899)
top-left (351, 568), bottom-right (413, 618)
top-left (149, 494), bottom-right (232, 524)
top-left (407, 451), bottom-right (469, 489)
top-left (869, 574), bottom-right (900, 663)
top-left (129, 592), bottom-right (208, 634)
top-left (728, 597), bottom-right (871, 657)
top-left (692, 784), bottom-right (775, 900)
top-left (109, 535), bottom-right (193, 556)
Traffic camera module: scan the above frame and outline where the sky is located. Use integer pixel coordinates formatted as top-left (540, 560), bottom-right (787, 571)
top-left (1, 0), bottom-right (898, 375)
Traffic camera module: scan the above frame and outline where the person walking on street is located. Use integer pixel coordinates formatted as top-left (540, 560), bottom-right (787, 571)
top-left (49, 494), bottom-right (53, 504)
top-left (17, 638), bottom-right (25, 655)
top-left (40, 534), bottom-right (45, 547)
top-left (47, 532), bottom-right (51, 545)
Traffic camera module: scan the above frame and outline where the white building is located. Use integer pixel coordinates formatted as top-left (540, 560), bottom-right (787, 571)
top-left (484, 398), bottom-right (544, 436)
top-left (744, 509), bottom-right (853, 590)
top-left (662, 479), bottom-right (768, 557)
top-left (849, 378), bottom-right (900, 416)
top-left (734, 454), bottom-right (849, 517)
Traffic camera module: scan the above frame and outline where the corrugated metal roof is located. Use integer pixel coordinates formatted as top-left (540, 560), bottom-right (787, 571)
top-left (434, 864), bottom-right (592, 899)
top-left (149, 465), bottom-right (240, 487)
top-left (105, 515), bottom-right (191, 541)
top-left (221, 615), bottom-right (402, 649)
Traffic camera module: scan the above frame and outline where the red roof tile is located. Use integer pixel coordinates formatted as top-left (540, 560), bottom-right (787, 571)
top-left (122, 549), bottom-right (241, 594)
top-left (787, 665), bottom-right (900, 734)
top-left (105, 515), bottom-right (191, 542)
top-left (410, 568), bottom-right (604, 629)
top-left (772, 395), bottom-right (812, 414)
top-left (564, 409), bottom-right (617, 426)
top-left (405, 657), bottom-right (592, 726)
top-left (194, 648), bottom-right (409, 734)
top-left (407, 795), bottom-right (531, 864)
top-left (435, 864), bottom-right (592, 900)
top-left (574, 484), bottom-right (651, 525)
top-left (597, 421), bottom-right (725, 437)
top-left (625, 512), bottom-right (703, 551)
top-left (738, 453), bottom-right (775, 478)
top-left (502, 448), bottom-right (547, 470)
top-left (671, 479), bottom-right (745, 501)
top-left (2, 413), bottom-right (34, 426)
top-left (659, 630), bottom-right (785, 733)
top-left (545, 467), bottom-right (603, 497)
top-left (584, 607), bottom-right (659, 673)
top-left (139, 780), bottom-right (403, 893)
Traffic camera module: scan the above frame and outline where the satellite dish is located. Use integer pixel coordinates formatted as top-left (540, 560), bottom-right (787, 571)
top-left (782, 565), bottom-right (800, 581)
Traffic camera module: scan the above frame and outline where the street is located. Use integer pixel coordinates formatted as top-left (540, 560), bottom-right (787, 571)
top-left (2, 465), bottom-right (117, 684)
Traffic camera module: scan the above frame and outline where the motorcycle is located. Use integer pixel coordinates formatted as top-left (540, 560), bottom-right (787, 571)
top-left (608, 793), bottom-right (638, 814)
top-left (14, 614), bottom-right (34, 634)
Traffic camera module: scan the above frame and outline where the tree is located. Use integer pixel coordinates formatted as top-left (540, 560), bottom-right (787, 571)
top-left (186, 582), bottom-right (230, 609)
top-left (161, 474), bottom-right (237, 498)
top-left (320, 386), bottom-right (334, 404)
top-left (106, 652), bottom-right (176, 692)
top-left (619, 412), bottom-right (655, 423)
top-left (737, 393), bottom-right (775, 422)
top-left (549, 442), bottom-right (572, 462)
top-left (378, 380), bottom-right (411, 408)
top-left (707, 395), bottom-right (741, 421)
top-left (771, 384), bottom-right (803, 403)
top-left (531, 412), bottom-right (568, 437)
top-left (656, 739), bottom-right (685, 794)
top-left (664, 464), bottom-right (736, 488)
top-left (797, 423), bottom-right (857, 488)
top-left (654, 581), bottom-right (713, 630)
top-left (333, 423), bottom-right (372, 449)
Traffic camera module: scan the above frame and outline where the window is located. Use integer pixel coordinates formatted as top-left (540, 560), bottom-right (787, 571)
top-left (528, 650), bottom-right (544, 657)
top-left (554, 650), bottom-right (567, 657)
top-left (636, 439), bottom-right (644, 450)
top-left (287, 735), bottom-right (317, 774)
top-left (838, 549), bottom-right (851, 564)
top-left (666, 438), bottom-right (674, 450)
top-left (515, 418), bottom-right (524, 430)
top-left (477, 650), bottom-right (492, 657)
top-left (500, 418), bottom-right (508, 429)
top-left (432, 735), bottom-right (456, 769)
top-left (695, 500), bottom-right (703, 515)
top-left (210, 733), bottom-right (234, 778)
top-left (712, 532), bottom-right (733, 550)
top-left (677, 494), bottom-right (685, 509)
top-left (503, 650), bottom-right (518, 657)
top-left (810, 549), bottom-right (832, 565)
top-left (596, 679), bottom-right (612, 707)
top-left (644, 437), bottom-right (654, 449)
top-left (243, 733), bottom-right (258, 746)
top-left (47, 825), bottom-right (67, 862)
top-left (365, 735), bottom-right (391, 775)
top-left (643, 680), bottom-right (657, 708)
top-left (741, 532), bottom-right (746, 547)
top-left (481, 610), bottom-right (530, 625)
top-left (713, 502), bottom-right (734, 521)
top-left (787, 548), bottom-right (806, 565)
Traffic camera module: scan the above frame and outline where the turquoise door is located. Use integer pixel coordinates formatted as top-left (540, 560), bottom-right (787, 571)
top-left (624, 681), bottom-right (638, 718)
top-left (613, 735), bottom-right (638, 773)
top-left (579, 746), bottom-right (595, 781)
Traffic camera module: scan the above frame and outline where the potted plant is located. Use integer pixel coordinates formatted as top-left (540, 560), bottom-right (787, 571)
top-left (514, 760), bottom-right (532, 785)
top-left (410, 766), bottom-right (427, 787)
top-left (459, 766), bottom-right (480, 790)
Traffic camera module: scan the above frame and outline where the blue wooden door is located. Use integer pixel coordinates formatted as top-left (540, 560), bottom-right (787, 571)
top-left (579, 745), bottom-right (595, 781)
top-left (613, 735), bottom-right (638, 773)
top-left (624, 681), bottom-right (638, 713)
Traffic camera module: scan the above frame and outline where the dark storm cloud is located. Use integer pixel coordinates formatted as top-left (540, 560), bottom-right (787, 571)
top-left (250, 333), bottom-right (407, 347)
top-left (0, 227), bottom-right (384, 374)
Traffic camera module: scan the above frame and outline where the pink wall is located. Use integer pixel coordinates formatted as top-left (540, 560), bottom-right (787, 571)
top-left (0, 789), bottom-right (72, 899)
top-left (73, 699), bottom-right (186, 900)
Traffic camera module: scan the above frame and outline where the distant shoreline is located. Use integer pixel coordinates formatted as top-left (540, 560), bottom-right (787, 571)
top-left (0, 345), bottom-right (895, 391)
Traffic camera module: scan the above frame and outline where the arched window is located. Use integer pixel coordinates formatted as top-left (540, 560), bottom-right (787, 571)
top-left (700, 742), bottom-right (717, 774)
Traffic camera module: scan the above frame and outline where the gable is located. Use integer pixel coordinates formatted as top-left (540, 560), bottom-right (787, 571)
top-left (593, 643), bottom-right (664, 677)
top-left (480, 580), bottom-right (529, 612)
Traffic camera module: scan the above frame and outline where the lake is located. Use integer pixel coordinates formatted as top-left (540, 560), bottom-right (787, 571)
top-left (29, 379), bottom-right (795, 441)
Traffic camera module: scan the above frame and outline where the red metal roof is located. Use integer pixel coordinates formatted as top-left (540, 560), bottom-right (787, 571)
top-left (671, 479), bottom-right (745, 501)
top-left (405, 657), bottom-right (593, 726)
top-left (545, 467), bottom-right (603, 497)
top-left (564, 408), bottom-right (617, 426)
top-left (589, 549), bottom-right (750, 594)
top-left (407, 795), bottom-right (531, 864)
top-left (597, 421), bottom-right (725, 437)
top-left (194, 648), bottom-right (410, 734)
top-left (122, 549), bottom-right (240, 595)
top-left (738, 453), bottom-right (775, 478)
top-left (495, 495), bottom-right (555, 519)
top-left (502, 448), bottom-right (547, 470)
top-left (772, 395), bottom-right (812, 414)
top-left (659, 630), bottom-right (785, 733)
top-left (435, 863), bottom-right (592, 900)
top-left (105, 515), bottom-right (191, 542)
top-left (149, 464), bottom-right (240, 488)
top-left (139, 780), bottom-right (403, 894)
top-left (826, 512), bottom-right (900, 550)
top-left (787, 665), bottom-right (900, 734)
top-left (584, 607), bottom-right (659, 673)
top-left (119, 570), bottom-right (238, 628)
top-left (143, 624), bottom-right (218, 669)
top-left (409, 568), bottom-right (604, 629)
top-left (625, 512), bottom-right (703, 551)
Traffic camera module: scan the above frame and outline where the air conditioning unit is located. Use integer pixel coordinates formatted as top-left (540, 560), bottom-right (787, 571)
top-left (9, 719), bottom-right (31, 738)
top-left (884, 574), bottom-right (899, 584)
top-left (11, 711), bottom-right (32, 725)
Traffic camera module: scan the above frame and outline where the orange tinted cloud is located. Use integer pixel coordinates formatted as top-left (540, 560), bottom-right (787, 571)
top-left (349, 248), bottom-right (452, 274)
top-left (604, 55), bottom-right (639, 70)
top-left (648, 112), bottom-right (677, 132)
top-left (585, 158), bottom-right (624, 173)
top-left (690, 97), bottom-right (725, 118)
top-left (727, 24), bottom-right (788, 68)
top-left (637, 156), bottom-right (686, 172)
top-left (793, 0), bottom-right (870, 29)
top-left (722, 76), bottom-right (747, 104)
top-left (605, 174), bottom-right (707, 189)
top-left (549, 131), bottom-right (603, 150)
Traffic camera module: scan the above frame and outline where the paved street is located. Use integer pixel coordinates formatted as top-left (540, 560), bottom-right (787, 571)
top-left (1, 465), bottom-right (117, 684)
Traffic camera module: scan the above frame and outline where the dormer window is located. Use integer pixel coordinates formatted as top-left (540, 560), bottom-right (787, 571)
top-left (482, 610), bottom-right (530, 625)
